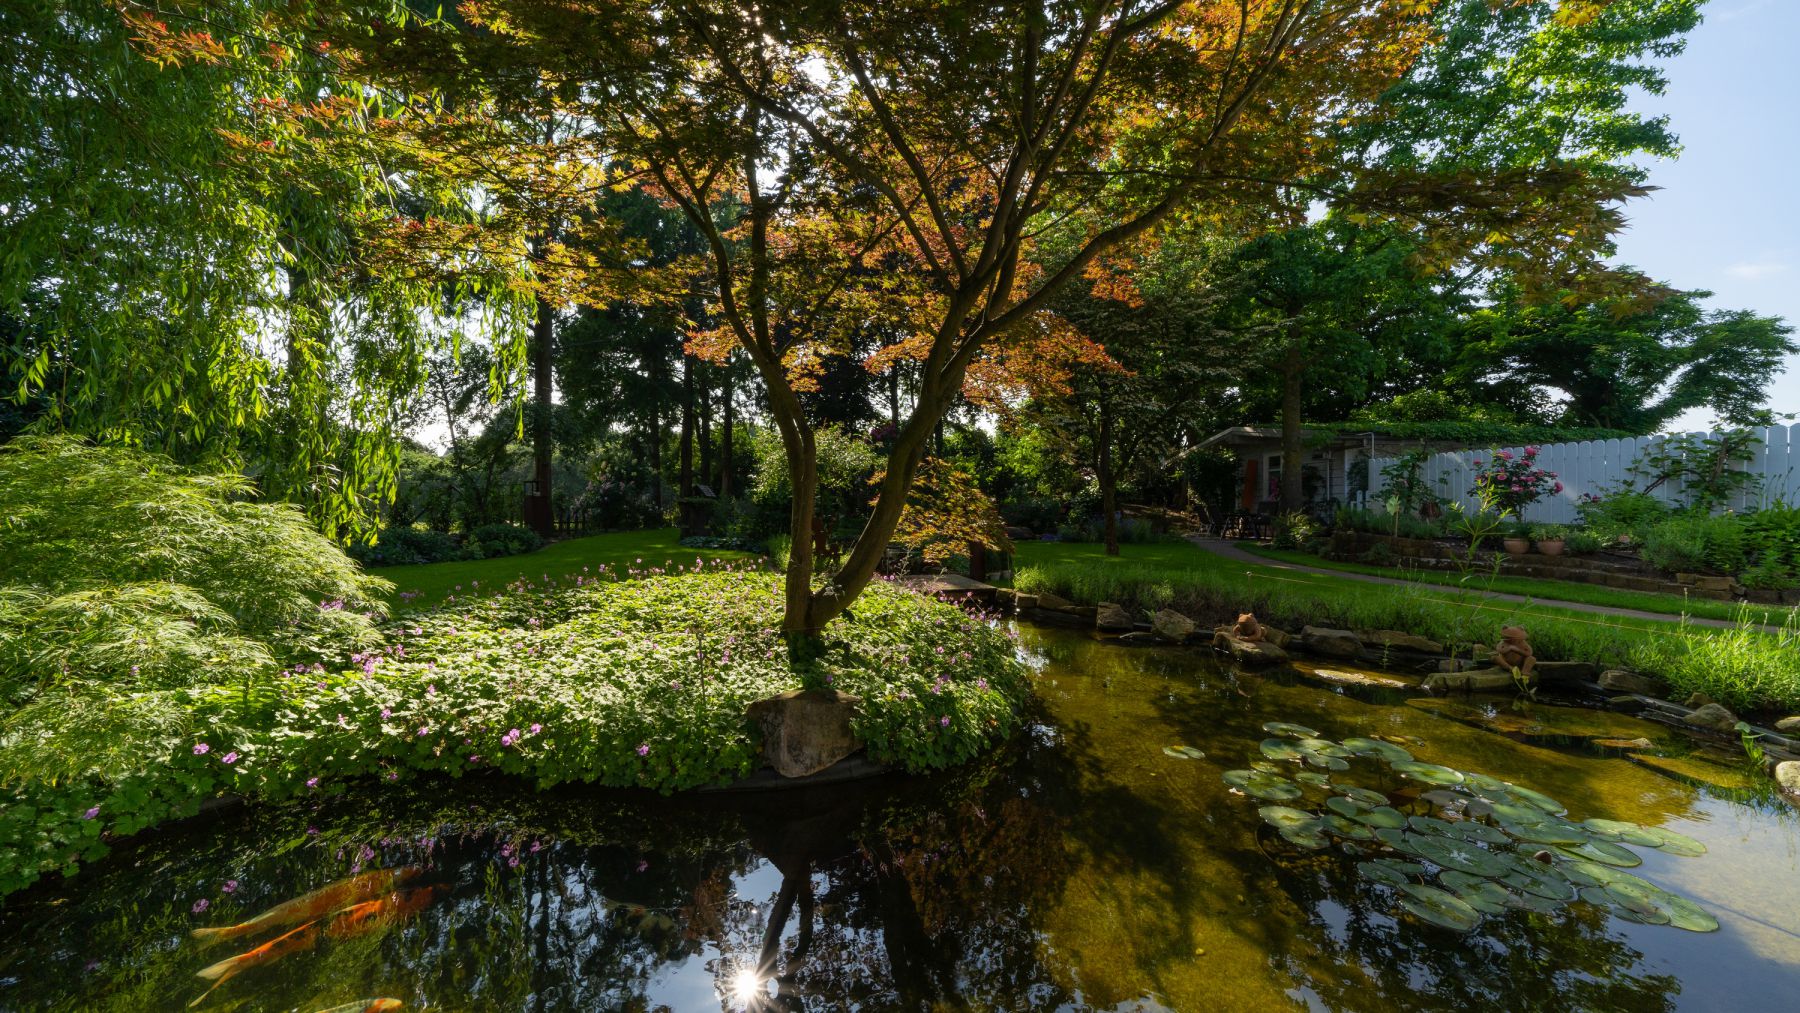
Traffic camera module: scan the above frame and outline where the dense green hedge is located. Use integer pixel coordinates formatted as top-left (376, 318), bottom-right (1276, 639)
top-left (0, 568), bottom-right (1029, 897)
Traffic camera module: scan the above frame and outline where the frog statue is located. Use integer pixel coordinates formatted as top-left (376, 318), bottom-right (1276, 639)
top-left (1493, 626), bottom-right (1536, 680)
top-left (1232, 613), bottom-right (1265, 643)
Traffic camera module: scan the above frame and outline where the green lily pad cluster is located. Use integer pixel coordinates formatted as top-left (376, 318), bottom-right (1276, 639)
top-left (1221, 722), bottom-right (1718, 934)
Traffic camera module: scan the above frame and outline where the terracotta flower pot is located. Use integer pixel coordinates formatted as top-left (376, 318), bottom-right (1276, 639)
top-left (1536, 539), bottom-right (1566, 556)
top-left (1502, 537), bottom-right (1531, 556)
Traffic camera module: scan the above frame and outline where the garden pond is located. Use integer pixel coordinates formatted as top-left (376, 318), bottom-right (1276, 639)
top-left (2, 624), bottom-right (1797, 1011)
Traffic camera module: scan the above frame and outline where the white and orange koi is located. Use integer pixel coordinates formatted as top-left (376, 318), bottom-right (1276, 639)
top-left (314, 1001), bottom-right (403, 1013)
top-left (326, 884), bottom-right (445, 939)
top-left (189, 919), bottom-right (321, 1007)
top-left (189, 867), bottom-right (422, 944)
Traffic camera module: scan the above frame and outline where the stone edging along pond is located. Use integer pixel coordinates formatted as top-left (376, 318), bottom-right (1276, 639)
top-left (993, 586), bottom-right (1800, 799)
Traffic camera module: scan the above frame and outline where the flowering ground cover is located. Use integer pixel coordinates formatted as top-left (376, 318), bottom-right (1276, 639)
top-left (0, 565), bottom-right (1029, 898)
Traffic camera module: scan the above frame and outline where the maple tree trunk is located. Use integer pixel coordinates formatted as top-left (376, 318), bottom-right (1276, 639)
top-left (781, 429), bottom-right (820, 637)
top-left (1280, 344), bottom-right (1304, 514)
top-left (527, 296), bottom-right (555, 537)
top-left (1099, 403), bottom-right (1119, 557)
top-left (647, 405), bottom-right (663, 518)
top-left (677, 355), bottom-right (695, 533)
top-left (698, 372), bottom-right (714, 493)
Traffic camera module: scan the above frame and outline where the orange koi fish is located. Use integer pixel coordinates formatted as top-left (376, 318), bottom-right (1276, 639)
top-left (190, 867), bottom-right (422, 944)
top-left (189, 919), bottom-right (321, 1007)
top-left (314, 1001), bottom-right (403, 1013)
top-left (326, 884), bottom-right (446, 939)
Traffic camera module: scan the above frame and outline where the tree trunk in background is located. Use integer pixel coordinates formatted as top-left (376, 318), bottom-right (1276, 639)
top-left (1099, 402), bottom-right (1119, 556)
top-left (1280, 342), bottom-right (1305, 514)
top-left (525, 296), bottom-right (556, 537)
top-left (648, 405), bottom-right (663, 517)
top-left (678, 354), bottom-right (695, 532)
top-left (698, 370), bottom-right (714, 492)
top-left (719, 366), bottom-right (735, 497)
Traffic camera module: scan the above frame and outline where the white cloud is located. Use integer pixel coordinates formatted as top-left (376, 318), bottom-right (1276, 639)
top-left (1724, 260), bottom-right (1790, 281)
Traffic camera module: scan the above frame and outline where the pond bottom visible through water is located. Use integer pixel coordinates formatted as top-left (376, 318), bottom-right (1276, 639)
top-left (2, 624), bottom-right (1798, 1012)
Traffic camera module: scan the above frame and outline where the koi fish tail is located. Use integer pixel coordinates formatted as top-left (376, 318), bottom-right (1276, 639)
top-left (188, 924), bottom-right (251, 944)
top-left (193, 952), bottom-right (241, 982)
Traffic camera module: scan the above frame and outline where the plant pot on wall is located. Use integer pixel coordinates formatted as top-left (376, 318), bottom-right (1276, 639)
top-left (1536, 539), bottom-right (1566, 556)
top-left (1502, 537), bottom-right (1531, 556)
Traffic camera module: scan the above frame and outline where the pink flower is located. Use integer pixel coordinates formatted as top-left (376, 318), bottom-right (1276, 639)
top-left (83, 806), bottom-right (100, 820)
top-left (306, 777), bottom-right (319, 788)
top-left (222, 880), bottom-right (238, 894)
top-left (193, 743), bottom-right (210, 755)
top-left (192, 899), bottom-right (209, 914)
top-left (221, 751), bottom-right (239, 765)
top-left (1553, 482), bottom-right (1564, 493)
top-left (635, 743), bottom-right (650, 756)
top-left (529, 723), bottom-right (542, 735)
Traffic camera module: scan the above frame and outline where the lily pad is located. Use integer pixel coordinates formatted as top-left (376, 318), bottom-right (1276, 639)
top-left (1295, 771), bottom-right (1333, 788)
top-left (1554, 840), bottom-right (1643, 868)
top-left (1391, 761), bottom-right (1465, 786)
top-left (1443, 819), bottom-right (1511, 845)
top-left (1250, 760), bottom-right (1284, 774)
top-left (1325, 796), bottom-right (1366, 819)
top-left (1505, 821), bottom-right (1590, 846)
top-left (1440, 871), bottom-right (1512, 914)
top-left (1342, 736), bottom-right (1413, 763)
top-left (1163, 745), bottom-right (1206, 760)
top-left (1353, 806), bottom-right (1408, 830)
top-left (1501, 859), bottom-right (1577, 902)
top-left (1258, 806), bottom-right (1319, 832)
top-left (1404, 834), bottom-right (1513, 877)
top-left (1636, 825), bottom-right (1707, 858)
top-left (1407, 815), bottom-right (1457, 837)
top-left (1321, 814), bottom-right (1375, 840)
top-left (1398, 884), bottom-right (1482, 932)
top-left (1580, 818), bottom-right (1663, 848)
top-left (1503, 783), bottom-right (1565, 814)
top-left (1359, 857), bottom-right (1426, 887)
top-left (1260, 738), bottom-right (1304, 762)
top-left (1263, 721), bottom-right (1320, 738)
top-left (1338, 786), bottom-right (1390, 807)
top-left (1222, 769), bottom-right (1303, 801)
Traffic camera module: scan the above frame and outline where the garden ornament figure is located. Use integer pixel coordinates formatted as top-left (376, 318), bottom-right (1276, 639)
top-left (1232, 613), bottom-right (1265, 643)
top-left (1494, 626), bottom-right (1536, 681)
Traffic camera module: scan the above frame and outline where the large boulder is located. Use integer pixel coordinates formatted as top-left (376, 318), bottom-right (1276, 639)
top-left (1151, 608), bottom-right (1197, 644)
top-left (1036, 591), bottom-right (1078, 610)
top-left (1775, 761), bottom-right (1800, 796)
top-left (746, 689), bottom-right (864, 778)
top-left (1598, 670), bottom-right (1660, 696)
top-left (1261, 625), bottom-right (1294, 649)
top-left (1775, 716), bottom-right (1800, 734)
top-left (1096, 602), bottom-right (1136, 632)
top-left (1533, 660), bottom-right (1599, 687)
top-left (1356, 629), bottom-right (1443, 654)
top-left (1681, 702), bottom-right (1739, 733)
top-left (1300, 626), bottom-right (1363, 659)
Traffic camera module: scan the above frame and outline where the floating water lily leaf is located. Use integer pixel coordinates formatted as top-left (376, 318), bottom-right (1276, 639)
top-left (1555, 840), bottom-right (1642, 868)
top-left (1342, 737), bottom-right (1413, 763)
top-left (1374, 827), bottom-right (1410, 848)
top-left (1359, 858), bottom-right (1426, 887)
top-left (1657, 892), bottom-right (1721, 932)
top-left (1354, 806), bottom-right (1408, 830)
top-left (1296, 738), bottom-right (1353, 758)
top-left (1580, 818), bottom-right (1662, 847)
top-left (1260, 738), bottom-right (1304, 762)
top-left (1326, 796), bottom-right (1366, 818)
top-left (1259, 806), bottom-right (1319, 832)
top-left (1408, 815), bottom-right (1456, 837)
top-left (1295, 771), bottom-right (1333, 788)
top-left (1338, 786), bottom-right (1390, 807)
top-left (1250, 760), bottom-right (1284, 774)
top-left (1403, 834), bottom-right (1513, 877)
top-left (1420, 789), bottom-right (1464, 808)
top-left (1303, 753), bottom-right (1352, 772)
top-left (1636, 825), bottom-right (1707, 857)
top-left (1505, 821), bottom-right (1589, 846)
top-left (1281, 827), bottom-right (1330, 849)
top-left (1461, 771), bottom-right (1510, 793)
top-left (1321, 814), bottom-right (1374, 840)
top-left (1163, 745), bottom-right (1206, 760)
top-left (1398, 884), bottom-right (1482, 932)
top-left (1488, 802), bottom-right (1552, 827)
top-left (1391, 761), bottom-right (1465, 786)
top-left (1222, 769), bottom-right (1303, 801)
top-left (1504, 783), bottom-right (1565, 814)
top-left (1501, 859), bottom-right (1577, 902)
top-left (1440, 871), bottom-right (1512, 914)
top-left (1263, 721), bottom-right (1320, 738)
top-left (1446, 819), bottom-right (1511, 845)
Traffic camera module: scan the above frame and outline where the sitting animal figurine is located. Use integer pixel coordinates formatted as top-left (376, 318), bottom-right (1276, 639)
top-left (1493, 625), bottom-right (1535, 679)
top-left (1232, 612), bottom-right (1265, 643)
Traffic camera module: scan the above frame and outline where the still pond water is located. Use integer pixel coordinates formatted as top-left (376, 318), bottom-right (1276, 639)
top-left (2, 625), bottom-right (1798, 1012)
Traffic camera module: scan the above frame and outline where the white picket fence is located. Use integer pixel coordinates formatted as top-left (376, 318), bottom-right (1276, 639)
top-left (1369, 424), bottom-right (1800, 524)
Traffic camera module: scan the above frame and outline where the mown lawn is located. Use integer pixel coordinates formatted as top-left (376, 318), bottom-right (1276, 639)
top-left (1238, 544), bottom-right (1789, 626)
top-left (370, 528), bottom-right (757, 610)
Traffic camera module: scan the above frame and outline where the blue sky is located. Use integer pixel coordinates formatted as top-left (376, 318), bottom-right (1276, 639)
top-left (1613, 0), bottom-right (1800, 431)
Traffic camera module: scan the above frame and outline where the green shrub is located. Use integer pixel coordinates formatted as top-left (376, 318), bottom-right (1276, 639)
top-left (1641, 514), bottom-right (1746, 574)
top-left (467, 521), bottom-right (544, 559)
top-left (1739, 560), bottom-right (1799, 592)
top-left (1744, 502), bottom-right (1800, 576)
top-left (1271, 511), bottom-right (1318, 550)
top-left (1000, 495), bottom-right (1062, 533)
top-left (1527, 523), bottom-right (1569, 542)
top-left (0, 437), bottom-right (389, 700)
top-left (346, 526), bottom-right (468, 567)
top-left (1576, 490), bottom-right (1670, 541)
top-left (1562, 529), bottom-right (1605, 555)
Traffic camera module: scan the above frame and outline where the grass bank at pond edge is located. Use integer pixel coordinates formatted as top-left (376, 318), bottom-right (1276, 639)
top-left (1011, 540), bottom-right (1800, 713)
top-left (0, 567), bottom-right (1028, 898)
top-left (369, 527), bottom-right (755, 610)
top-left (1241, 543), bottom-right (1784, 625)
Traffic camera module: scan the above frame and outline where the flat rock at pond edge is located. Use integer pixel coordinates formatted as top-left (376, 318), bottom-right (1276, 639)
top-left (1598, 670), bottom-right (1660, 695)
top-left (1296, 665), bottom-right (1413, 689)
top-left (1776, 761), bottom-right (1800, 796)
top-left (1151, 608), bottom-right (1197, 643)
top-left (1355, 629), bottom-right (1443, 654)
top-left (1096, 602), bottom-right (1136, 632)
top-left (1533, 660), bottom-right (1599, 686)
top-left (1681, 702), bottom-right (1739, 733)
top-left (1211, 633), bottom-right (1289, 667)
top-left (1035, 591), bottom-right (1078, 610)
top-left (1775, 716), bottom-right (1800, 734)
top-left (1299, 626), bottom-right (1364, 658)
top-left (746, 689), bottom-right (865, 778)
top-left (1421, 668), bottom-right (1523, 693)
top-left (1261, 625), bottom-right (1294, 649)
